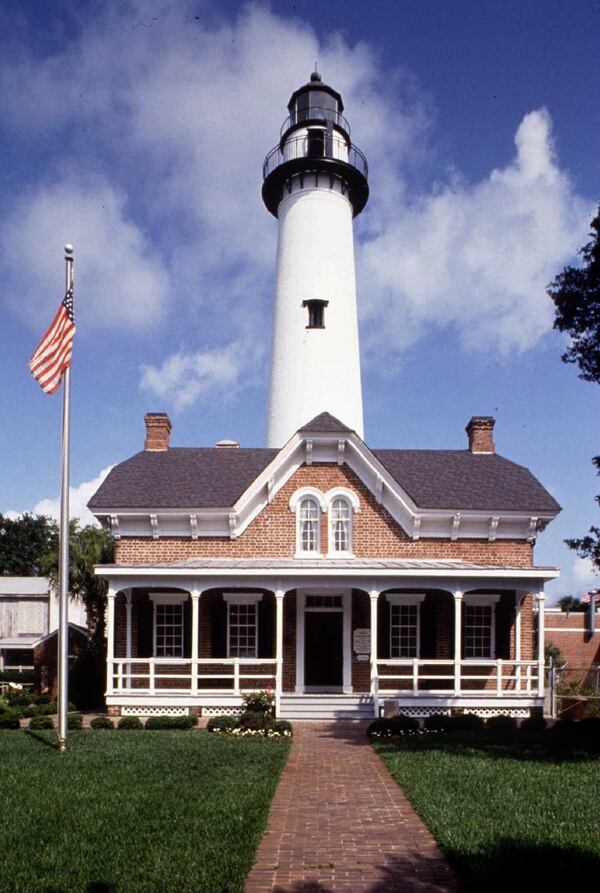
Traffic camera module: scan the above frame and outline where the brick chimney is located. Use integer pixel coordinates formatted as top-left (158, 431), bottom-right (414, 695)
top-left (466, 416), bottom-right (495, 454)
top-left (144, 413), bottom-right (172, 451)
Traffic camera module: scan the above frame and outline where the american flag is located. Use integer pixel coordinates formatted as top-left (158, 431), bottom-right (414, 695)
top-left (581, 590), bottom-right (599, 605)
top-left (29, 287), bottom-right (75, 395)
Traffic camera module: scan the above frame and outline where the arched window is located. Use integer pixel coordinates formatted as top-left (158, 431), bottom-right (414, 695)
top-left (330, 497), bottom-right (351, 553)
top-left (298, 497), bottom-right (320, 553)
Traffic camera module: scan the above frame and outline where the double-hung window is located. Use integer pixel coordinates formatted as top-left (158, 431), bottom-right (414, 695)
top-left (387, 594), bottom-right (425, 659)
top-left (224, 594), bottom-right (262, 658)
top-left (152, 597), bottom-right (185, 658)
top-left (330, 497), bottom-right (351, 553)
top-left (463, 596), bottom-right (498, 659)
top-left (298, 497), bottom-right (320, 553)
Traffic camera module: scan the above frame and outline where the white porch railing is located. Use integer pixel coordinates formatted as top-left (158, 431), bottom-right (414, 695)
top-left (108, 658), bottom-right (277, 696)
top-left (374, 659), bottom-right (540, 696)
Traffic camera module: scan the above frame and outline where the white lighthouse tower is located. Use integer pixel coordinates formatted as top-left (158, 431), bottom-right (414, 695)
top-left (263, 72), bottom-right (369, 447)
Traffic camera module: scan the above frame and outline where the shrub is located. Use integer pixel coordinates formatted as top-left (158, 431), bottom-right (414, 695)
top-left (0, 670), bottom-right (34, 685)
top-left (238, 711), bottom-right (274, 731)
top-left (145, 715), bottom-right (197, 731)
top-left (67, 714), bottom-right (83, 730)
top-left (271, 720), bottom-right (293, 736)
top-left (521, 715), bottom-right (547, 732)
top-left (91, 716), bottom-right (115, 730)
top-left (29, 715), bottom-right (54, 730)
top-left (32, 694), bottom-right (51, 705)
top-left (117, 716), bottom-right (144, 730)
top-left (448, 713), bottom-right (484, 732)
top-left (552, 718), bottom-right (575, 734)
top-left (21, 705), bottom-right (39, 718)
top-left (7, 693), bottom-right (34, 708)
top-left (207, 715), bottom-right (239, 733)
top-left (576, 717), bottom-right (600, 739)
top-left (486, 715), bottom-right (518, 733)
top-left (424, 714), bottom-right (451, 732)
top-left (367, 715), bottom-right (419, 737)
top-left (241, 690), bottom-right (274, 715)
top-left (0, 711), bottom-right (20, 729)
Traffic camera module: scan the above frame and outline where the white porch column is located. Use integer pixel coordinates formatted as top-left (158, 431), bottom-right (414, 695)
top-left (514, 592), bottom-right (522, 691)
top-left (453, 591), bottom-right (463, 695)
top-left (125, 590), bottom-right (133, 658)
top-left (370, 590), bottom-right (379, 718)
top-left (537, 592), bottom-right (545, 698)
top-left (191, 589), bottom-right (201, 696)
top-left (106, 586), bottom-right (117, 695)
top-left (125, 590), bottom-right (133, 689)
top-left (275, 589), bottom-right (285, 718)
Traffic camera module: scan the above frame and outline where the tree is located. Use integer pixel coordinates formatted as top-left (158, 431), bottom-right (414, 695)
top-left (44, 521), bottom-right (114, 649)
top-left (557, 595), bottom-right (586, 613)
top-left (44, 521), bottom-right (114, 708)
top-left (548, 207), bottom-right (600, 570)
top-left (0, 514), bottom-right (58, 576)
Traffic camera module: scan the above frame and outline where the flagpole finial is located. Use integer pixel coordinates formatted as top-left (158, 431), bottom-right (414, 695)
top-left (64, 244), bottom-right (74, 256)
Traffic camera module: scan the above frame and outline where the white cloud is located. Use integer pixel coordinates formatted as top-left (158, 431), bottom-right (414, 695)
top-left (549, 554), bottom-right (599, 604)
top-left (6, 466), bottom-right (113, 527)
top-left (0, 1), bottom-right (592, 394)
top-left (572, 556), bottom-right (598, 587)
top-left (140, 338), bottom-right (264, 411)
top-left (0, 178), bottom-right (169, 332)
top-left (359, 108), bottom-right (590, 356)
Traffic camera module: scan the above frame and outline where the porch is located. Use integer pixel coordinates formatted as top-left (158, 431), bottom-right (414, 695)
top-left (99, 558), bottom-right (558, 720)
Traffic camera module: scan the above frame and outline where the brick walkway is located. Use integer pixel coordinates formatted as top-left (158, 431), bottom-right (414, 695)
top-left (245, 722), bottom-right (461, 893)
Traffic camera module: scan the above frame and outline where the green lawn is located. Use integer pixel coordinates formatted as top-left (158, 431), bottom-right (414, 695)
top-left (0, 730), bottom-right (290, 893)
top-left (375, 734), bottom-right (600, 892)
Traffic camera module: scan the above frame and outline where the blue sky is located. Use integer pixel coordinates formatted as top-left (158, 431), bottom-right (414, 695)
top-left (1, 0), bottom-right (598, 601)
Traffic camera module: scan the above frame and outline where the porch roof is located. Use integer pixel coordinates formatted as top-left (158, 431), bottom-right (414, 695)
top-left (96, 557), bottom-right (559, 584)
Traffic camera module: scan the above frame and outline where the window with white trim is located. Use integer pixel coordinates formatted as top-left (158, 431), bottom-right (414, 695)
top-left (330, 497), bottom-right (351, 553)
top-left (387, 594), bottom-right (424, 659)
top-left (228, 603), bottom-right (257, 657)
top-left (298, 497), bottom-right (320, 553)
top-left (390, 604), bottom-right (418, 658)
top-left (224, 594), bottom-right (262, 658)
top-left (155, 603), bottom-right (184, 658)
top-left (464, 604), bottom-right (493, 658)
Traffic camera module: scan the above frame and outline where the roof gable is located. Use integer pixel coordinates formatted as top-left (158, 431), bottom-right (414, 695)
top-left (298, 412), bottom-right (354, 434)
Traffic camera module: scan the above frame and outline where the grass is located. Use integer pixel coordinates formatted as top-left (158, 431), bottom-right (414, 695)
top-left (0, 730), bottom-right (290, 893)
top-left (375, 733), bottom-right (600, 892)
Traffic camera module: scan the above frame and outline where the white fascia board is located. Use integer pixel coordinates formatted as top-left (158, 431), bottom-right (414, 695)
top-left (95, 564), bottom-right (560, 583)
top-left (232, 436), bottom-right (303, 535)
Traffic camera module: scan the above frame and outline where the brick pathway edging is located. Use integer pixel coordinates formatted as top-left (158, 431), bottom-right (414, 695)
top-left (244, 721), bottom-right (462, 892)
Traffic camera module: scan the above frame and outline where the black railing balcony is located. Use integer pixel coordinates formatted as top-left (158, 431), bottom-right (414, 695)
top-left (263, 133), bottom-right (368, 181)
top-left (280, 106), bottom-right (351, 139)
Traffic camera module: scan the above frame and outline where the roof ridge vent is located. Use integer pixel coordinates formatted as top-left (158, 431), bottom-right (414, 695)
top-left (215, 439), bottom-right (240, 448)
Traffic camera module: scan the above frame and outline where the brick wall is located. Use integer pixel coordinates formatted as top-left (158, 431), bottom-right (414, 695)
top-left (545, 611), bottom-right (600, 679)
top-left (114, 463), bottom-right (533, 566)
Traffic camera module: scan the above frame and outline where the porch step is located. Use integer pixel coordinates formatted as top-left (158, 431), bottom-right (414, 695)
top-left (279, 694), bottom-right (374, 721)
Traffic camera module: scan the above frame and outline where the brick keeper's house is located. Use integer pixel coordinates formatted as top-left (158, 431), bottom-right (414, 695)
top-left (89, 73), bottom-right (561, 721)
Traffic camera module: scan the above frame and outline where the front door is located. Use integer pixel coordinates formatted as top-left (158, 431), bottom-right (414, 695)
top-left (304, 611), bottom-right (343, 688)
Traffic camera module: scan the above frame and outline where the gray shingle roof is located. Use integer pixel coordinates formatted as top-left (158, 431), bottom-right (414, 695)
top-left (88, 443), bottom-right (560, 514)
top-left (88, 448), bottom-right (277, 509)
top-left (373, 450), bottom-right (560, 513)
top-left (298, 412), bottom-right (354, 434)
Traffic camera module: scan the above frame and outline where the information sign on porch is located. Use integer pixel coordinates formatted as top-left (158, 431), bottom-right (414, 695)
top-left (353, 628), bottom-right (371, 656)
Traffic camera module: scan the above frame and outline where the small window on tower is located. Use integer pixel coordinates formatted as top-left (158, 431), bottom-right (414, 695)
top-left (307, 127), bottom-right (325, 158)
top-left (303, 299), bottom-right (328, 329)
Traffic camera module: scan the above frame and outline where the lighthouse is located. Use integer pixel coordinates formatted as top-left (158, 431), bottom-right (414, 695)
top-left (263, 72), bottom-right (369, 447)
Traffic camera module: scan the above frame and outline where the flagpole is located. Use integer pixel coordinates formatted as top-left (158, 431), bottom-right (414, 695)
top-left (57, 243), bottom-right (74, 752)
